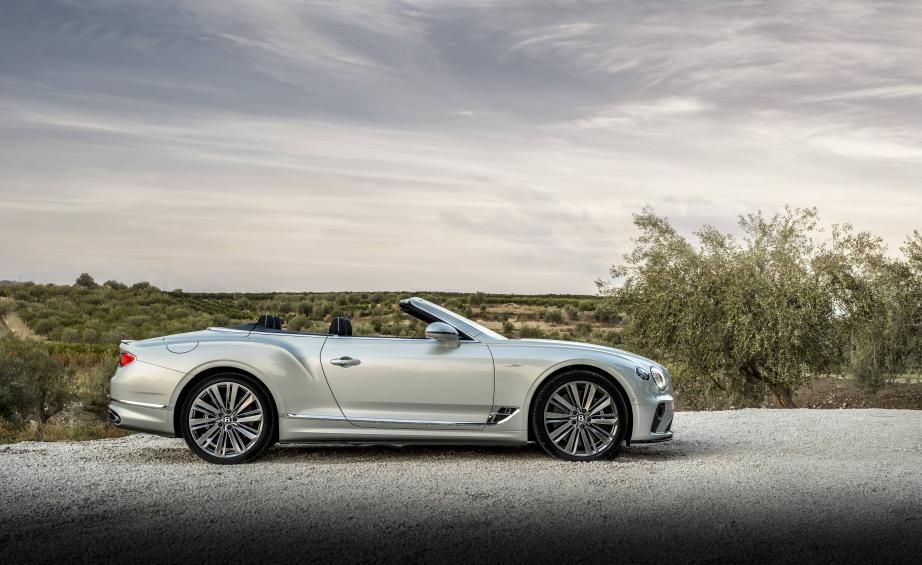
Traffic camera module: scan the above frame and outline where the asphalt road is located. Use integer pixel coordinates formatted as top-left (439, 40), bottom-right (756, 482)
top-left (1, 409), bottom-right (920, 564)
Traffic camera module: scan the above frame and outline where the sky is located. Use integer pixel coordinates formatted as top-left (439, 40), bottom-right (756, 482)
top-left (1, 0), bottom-right (920, 294)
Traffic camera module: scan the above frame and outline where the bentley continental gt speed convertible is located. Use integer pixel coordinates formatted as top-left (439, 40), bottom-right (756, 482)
top-left (108, 297), bottom-right (674, 464)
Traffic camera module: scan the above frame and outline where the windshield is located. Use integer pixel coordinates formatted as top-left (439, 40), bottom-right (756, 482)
top-left (421, 300), bottom-right (508, 341)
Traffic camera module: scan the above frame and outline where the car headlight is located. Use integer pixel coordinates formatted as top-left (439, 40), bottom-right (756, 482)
top-left (650, 367), bottom-right (667, 391)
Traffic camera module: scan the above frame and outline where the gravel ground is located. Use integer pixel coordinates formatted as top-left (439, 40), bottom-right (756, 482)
top-left (1, 409), bottom-right (920, 564)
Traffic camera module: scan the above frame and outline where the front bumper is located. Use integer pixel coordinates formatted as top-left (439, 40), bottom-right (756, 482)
top-left (630, 398), bottom-right (674, 443)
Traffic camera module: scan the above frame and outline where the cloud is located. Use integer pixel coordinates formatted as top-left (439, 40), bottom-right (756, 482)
top-left (0, 0), bottom-right (921, 293)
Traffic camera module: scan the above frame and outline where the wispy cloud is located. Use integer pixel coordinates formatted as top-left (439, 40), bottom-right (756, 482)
top-left (0, 0), bottom-right (920, 292)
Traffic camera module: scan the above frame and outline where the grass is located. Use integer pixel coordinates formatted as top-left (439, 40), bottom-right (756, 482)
top-left (0, 421), bottom-right (129, 444)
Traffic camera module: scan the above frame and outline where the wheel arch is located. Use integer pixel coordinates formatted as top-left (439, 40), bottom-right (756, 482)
top-left (172, 365), bottom-right (280, 443)
top-left (526, 363), bottom-right (634, 446)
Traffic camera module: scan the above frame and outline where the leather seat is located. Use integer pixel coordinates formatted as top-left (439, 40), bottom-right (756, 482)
top-left (329, 316), bottom-right (353, 336)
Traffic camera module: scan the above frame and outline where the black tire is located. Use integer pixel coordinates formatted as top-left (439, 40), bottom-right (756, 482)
top-left (180, 373), bottom-right (276, 465)
top-left (531, 370), bottom-right (628, 461)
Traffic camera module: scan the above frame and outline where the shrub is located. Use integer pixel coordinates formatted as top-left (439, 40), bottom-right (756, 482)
top-left (0, 334), bottom-right (75, 426)
top-left (287, 315), bottom-right (309, 332)
top-left (519, 325), bottom-right (545, 339)
top-left (75, 273), bottom-right (97, 288)
top-left (542, 309), bottom-right (564, 324)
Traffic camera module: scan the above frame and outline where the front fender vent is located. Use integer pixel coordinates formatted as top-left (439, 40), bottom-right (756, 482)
top-left (486, 406), bottom-right (520, 425)
top-left (651, 402), bottom-right (667, 433)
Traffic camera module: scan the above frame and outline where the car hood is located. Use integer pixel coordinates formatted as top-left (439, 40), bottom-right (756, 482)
top-left (515, 339), bottom-right (663, 370)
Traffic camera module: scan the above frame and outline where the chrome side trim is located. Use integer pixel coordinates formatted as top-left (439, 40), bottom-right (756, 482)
top-left (111, 398), bottom-right (167, 409)
top-left (348, 416), bottom-right (485, 427)
top-left (286, 413), bottom-right (485, 427)
top-left (286, 413), bottom-right (348, 421)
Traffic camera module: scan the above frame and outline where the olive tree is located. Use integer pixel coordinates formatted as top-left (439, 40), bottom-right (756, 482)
top-left (824, 229), bottom-right (922, 387)
top-left (0, 334), bottom-right (74, 426)
top-left (599, 207), bottom-right (847, 407)
top-left (75, 273), bottom-right (98, 288)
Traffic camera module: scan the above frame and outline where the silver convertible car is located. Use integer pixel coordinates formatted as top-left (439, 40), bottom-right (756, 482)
top-left (109, 297), bottom-right (674, 464)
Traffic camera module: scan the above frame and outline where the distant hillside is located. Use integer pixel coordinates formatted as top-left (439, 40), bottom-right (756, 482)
top-left (0, 279), bottom-right (623, 347)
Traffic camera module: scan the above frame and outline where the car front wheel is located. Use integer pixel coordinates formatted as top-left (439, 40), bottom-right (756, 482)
top-left (181, 374), bottom-right (274, 464)
top-left (532, 370), bottom-right (627, 461)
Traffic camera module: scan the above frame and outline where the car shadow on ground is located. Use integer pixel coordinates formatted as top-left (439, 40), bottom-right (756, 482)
top-left (126, 434), bottom-right (722, 465)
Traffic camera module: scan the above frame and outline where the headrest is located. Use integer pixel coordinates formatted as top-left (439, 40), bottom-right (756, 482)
top-left (257, 314), bottom-right (282, 330)
top-left (329, 316), bottom-right (353, 336)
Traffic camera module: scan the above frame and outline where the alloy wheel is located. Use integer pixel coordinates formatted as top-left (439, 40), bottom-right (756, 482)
top-left (543, 380), bottom-right (619, 458)
top-left (188, 382), bottom-right (264, 458)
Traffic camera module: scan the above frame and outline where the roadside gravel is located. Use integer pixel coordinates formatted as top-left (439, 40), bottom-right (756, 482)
top-left (1, 409), bottom-right (920, 563)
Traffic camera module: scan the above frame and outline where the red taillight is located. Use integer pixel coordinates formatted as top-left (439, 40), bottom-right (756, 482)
top-left (119, 352), bottom-right (136, 367)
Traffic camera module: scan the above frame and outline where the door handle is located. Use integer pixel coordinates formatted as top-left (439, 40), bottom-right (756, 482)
top-left (330, 356), bottom-right (361, 367)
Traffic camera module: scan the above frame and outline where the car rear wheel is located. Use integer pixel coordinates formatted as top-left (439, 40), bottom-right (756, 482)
top-left (181, 374), bottom-right (274, 464)
top-left (532, 370), bottom-right (627, 461)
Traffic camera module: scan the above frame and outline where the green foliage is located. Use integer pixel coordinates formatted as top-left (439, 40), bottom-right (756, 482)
top-left (287, 315), bottom-right (310, 332)
top-left (3, 280), bottom-right (618, 345)
top-left (542, 309), bottom-right (564, 324)
top-left (600, 206), bottom-right (921, 407)
top-left (0, 334), bottom-right (75, 425)
top-left (823, 228), bottom-right (922, 388)
top-left (75, 273), bottom-right (97, 288)
top-left (518, 324), bottom-right (545, 338)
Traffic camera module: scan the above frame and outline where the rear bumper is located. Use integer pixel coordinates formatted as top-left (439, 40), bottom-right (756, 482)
top-left (108, 398), bottom-right (175, 436)
top-left (108, 359), bottom-right (182, 436)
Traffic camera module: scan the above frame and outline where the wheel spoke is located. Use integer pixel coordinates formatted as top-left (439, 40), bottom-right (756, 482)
top-left (566, 383), bottom-right (581, 410)
top-left (581, 428), bottom-right (596, 454)
top-left (236, 413), bottom-right (263, 423)
top-left (234, 424), bottom-right (260, 440)
top-left (589, 397), bottom-right (612, 416)
top-left (189, 417), bottom-right (216, 426)
top-left (227, 383), bottom-right (239, 413)
top-left (234, 393), bottom-right (256, 415)
top-left (227, 427), bottom-right (244, 454)
top-left (589, 417), bottom-right (617, 426)
top-left (565, 425), bottom-right (579, 454)
top-left (582, 384), bottom-right (596, 411)
top-left (208, 385), bottom-right (226, 411)
top-left (588, 423), bottom-right (614, 441)
top-left (549, 421), bottom-right (574, 442)
top-left (550, 393), bottom-right (575, 412)
top-left (193, 398), bottom-right (219, 415)
top-left (196, 424), bottom-right (220, 447)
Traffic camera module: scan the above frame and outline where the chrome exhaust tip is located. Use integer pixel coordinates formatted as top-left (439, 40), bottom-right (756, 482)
top-left (108, 408), bottom-right (121, 425)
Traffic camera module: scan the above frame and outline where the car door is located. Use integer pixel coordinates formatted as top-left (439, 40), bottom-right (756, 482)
top-left (320, 336), bottom-right (495, 429)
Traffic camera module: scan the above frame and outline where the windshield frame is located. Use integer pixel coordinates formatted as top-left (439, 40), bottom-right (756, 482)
top-left (400, 297), bottom-right (508, 341)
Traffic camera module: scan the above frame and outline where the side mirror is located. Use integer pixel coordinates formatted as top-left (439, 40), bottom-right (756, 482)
top-left (425, 322), bottom-right (460, 348)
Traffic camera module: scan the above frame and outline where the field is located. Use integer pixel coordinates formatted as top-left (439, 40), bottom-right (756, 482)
top-left (0, 282), bottom-right (622, 345)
